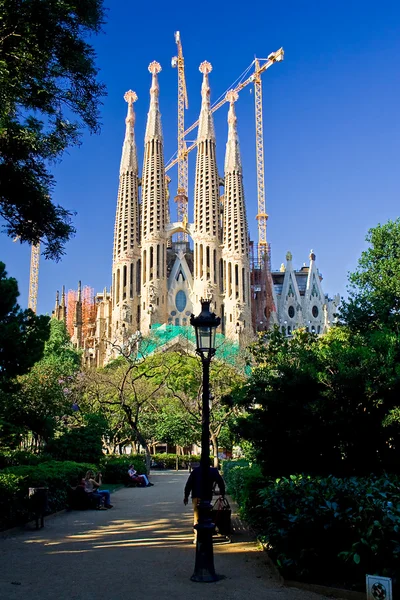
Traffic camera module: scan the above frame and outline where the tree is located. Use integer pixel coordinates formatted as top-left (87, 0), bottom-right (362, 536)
top-left (152, 398), bottom-right (200, 454)
top-left (0, 0), bottom-right (106, 259)
top-left (4, 319), bottom-right (81, 447)
top-left (165, 351), bottom-right (245, 466)
top-left (235, 325), bottom-right (400, 477)
top-left (81, 337), bottom-right (177, 472)
top-left (0, 261), bottom-right (49, 390)
top-left (340, 218), bottom-right (400, 332)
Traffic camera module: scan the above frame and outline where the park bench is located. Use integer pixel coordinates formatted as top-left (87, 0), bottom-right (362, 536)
top-left (67, 485), bottom-right (100, 511)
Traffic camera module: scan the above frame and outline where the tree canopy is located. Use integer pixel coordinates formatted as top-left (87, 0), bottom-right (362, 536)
top-left (235, 220), bottom-right (400, 476)
top-left (2, 319), bottom-right (81, 445)
top-left (0, 0), bottom-right (106, 259)
top-left (236, 324), bottom-right (400, 477)
top-left (0, 261), bottom-right (49, 388)
top-left (340, 218), bottom-right (400, 332)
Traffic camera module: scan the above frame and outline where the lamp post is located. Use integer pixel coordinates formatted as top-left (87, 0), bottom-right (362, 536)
top-left (190, 299), bottom-right (221, 582)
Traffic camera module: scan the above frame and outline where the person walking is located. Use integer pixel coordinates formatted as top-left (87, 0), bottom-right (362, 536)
top-left (183, 465), bottom-right (225, 542)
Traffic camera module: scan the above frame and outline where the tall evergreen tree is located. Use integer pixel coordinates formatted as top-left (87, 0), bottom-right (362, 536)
top-left (0, 0), bottom-right (106, 259)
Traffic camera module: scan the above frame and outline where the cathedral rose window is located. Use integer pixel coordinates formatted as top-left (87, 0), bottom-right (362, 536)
top-left (288, 305), bottom-right (295, 319)
top-left (312, 305), bottom-right (319, 318)
top-left (176, 290), bottom-right (187, 313)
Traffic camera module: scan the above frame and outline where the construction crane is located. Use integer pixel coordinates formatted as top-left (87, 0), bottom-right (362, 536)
top-left (171, 31), bottom-right (189, 241)
top-left (165, 48), bottom-right (284, 176)
top-left (13, 234), bottom-right (40, 313)
top-left (254, 57), bottom-right (268, 260)
top-left (28, 243), bottom-right (40, 312)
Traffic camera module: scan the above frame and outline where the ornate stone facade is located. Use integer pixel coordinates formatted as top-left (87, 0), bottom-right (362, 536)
top-left (268, 251), bottom-right (340, 335)
top-left (52, 61), bottom-right (338, 366)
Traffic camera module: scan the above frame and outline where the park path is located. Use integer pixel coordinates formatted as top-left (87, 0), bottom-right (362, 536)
top-left (1, 470), bottom-right (336, 600)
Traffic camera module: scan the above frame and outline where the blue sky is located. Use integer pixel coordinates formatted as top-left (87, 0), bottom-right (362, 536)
top-left (2, 0), bottom-right (399, 314)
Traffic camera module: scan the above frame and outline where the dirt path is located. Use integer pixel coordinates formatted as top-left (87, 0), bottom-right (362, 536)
top-left (0, 470), bottom-right (339, 600)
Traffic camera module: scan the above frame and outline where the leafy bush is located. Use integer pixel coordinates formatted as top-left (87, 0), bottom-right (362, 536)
top-left (100, 455), bottom-right (146, 483)
top-left (45, 418), bottom-right (105, 463)
top-left (223, 462), bottom-right (400, 591)
top-left (222, 460), bottom-right (265, 524)
top-left (0, 450), bottom-right (46, 468)
top-left (0, 460), bottom-right (96, 531)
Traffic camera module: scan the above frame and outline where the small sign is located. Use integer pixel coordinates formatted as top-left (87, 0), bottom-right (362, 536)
top-left (366, 575), bottom-right (392, 600)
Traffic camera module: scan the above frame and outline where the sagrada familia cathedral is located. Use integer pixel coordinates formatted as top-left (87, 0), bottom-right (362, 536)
top-left (52, 60), bottom-right (339, 366)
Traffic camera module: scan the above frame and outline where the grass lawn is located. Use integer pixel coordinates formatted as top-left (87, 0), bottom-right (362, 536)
top-left (100, 483), bottom-right (124, 493)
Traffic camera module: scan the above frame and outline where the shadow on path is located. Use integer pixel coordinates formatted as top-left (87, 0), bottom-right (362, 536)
top-left (0, 471), bottom-right (337, 600)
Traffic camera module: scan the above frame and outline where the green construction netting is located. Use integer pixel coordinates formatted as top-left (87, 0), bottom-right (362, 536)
top-left (137, 323), bottom-right (242, 369)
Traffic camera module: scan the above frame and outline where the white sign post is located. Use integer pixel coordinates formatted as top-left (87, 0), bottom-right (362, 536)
top-left (366, 575), bottom-right (392, 600)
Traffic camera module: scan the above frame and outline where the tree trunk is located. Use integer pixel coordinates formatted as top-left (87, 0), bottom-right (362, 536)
top-left (135, 431), bottom-right (151, 474)
top-left (211, 433), bottom-right (219, 468)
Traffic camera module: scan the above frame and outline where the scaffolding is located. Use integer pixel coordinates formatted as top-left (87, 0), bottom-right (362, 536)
top-left (82, 285), bottom-right (96, 340)
top-left (66, 285), bottom-right (95, 344)
top-left (66, 289), bottom-right (76, 338)
top-left (250, 241), bottom-right (275, 332)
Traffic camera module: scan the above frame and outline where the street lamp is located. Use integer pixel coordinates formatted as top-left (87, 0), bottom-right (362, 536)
top-left (190, 299), bottom-right (221, 582)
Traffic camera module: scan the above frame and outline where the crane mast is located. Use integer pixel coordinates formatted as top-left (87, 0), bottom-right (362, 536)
top-left (171, 31), bottom-right (189, 241)
top-left (165, 48), bottom-right (284, 173)
top-left (254, 58), bottom-right (267, 263)
top-left (28, 243), bottom-right (40, 313)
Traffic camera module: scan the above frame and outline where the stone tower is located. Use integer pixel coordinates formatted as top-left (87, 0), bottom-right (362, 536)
top-left (192, 61), bottom-right (222, 316)
top-left (140, 62), bottom-right (168, 332)
top-left (222, 91), bottom-right (251, 339)
top-left (72, 280), bottom-right (83, 348)
top-left (111, 90), bottom-right (141, 345)
top-left (52, 286), bottom-right (66, 322)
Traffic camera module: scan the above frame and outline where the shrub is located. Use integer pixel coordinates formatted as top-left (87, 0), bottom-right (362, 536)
top-left (224, 462), bottom-right (400, 591)
top-left (0, 450), bottom-right (45, 468)
top-left (222, 460), bottom-right (266, 527)
top-left (257, 474), bottom-right (400, 589)
top-left (45, 424), bottom-right (104, 464)
top-left (100, 455), bottom-right (146, 483)
top-left (0, 460), bottom-right (96, 531)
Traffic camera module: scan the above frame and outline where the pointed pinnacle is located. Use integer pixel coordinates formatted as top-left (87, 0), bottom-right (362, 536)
top-left (199, 61), bottom-right (212, 75)
top-left (124, 90), bottom-right (138, 104)
top-left (226, 90), bottom-right (239, 104)
top-left (148, 61), bottom-right (162, 75)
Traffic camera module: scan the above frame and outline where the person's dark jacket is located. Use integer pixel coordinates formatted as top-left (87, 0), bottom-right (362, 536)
top-left (184, 466), bottom-right (225, 501)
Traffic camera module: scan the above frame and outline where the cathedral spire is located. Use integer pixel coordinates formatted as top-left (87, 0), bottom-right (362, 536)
top-left (223, 90), bottom-right (248, 256)
top-left (222, 90), bottom-right (251, 340)
top-left (111, 90), bottom-right (141, 345)
top-left (120, 90), bottom-right (138, 174)
top-left (193, 61), bottom-right (221, 312)
top-left (141, 61), bottom-right (168, 332)
top-left (145, 61), bottom-right (162, 142)
top-left (54, 290), bottom-right (59, 312)
top-left (197, 61), bottom-right (215, 142)
top-left (224, 91), bottom-right (241, 172)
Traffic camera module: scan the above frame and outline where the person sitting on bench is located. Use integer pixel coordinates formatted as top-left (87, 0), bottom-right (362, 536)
top-left (84, 470), bottom-right (113, 508)
top-left (128, 465), bottom-right (153, 487)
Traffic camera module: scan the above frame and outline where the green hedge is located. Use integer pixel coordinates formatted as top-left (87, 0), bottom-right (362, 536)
top-left (151, 453), bottom-right (201, 469)
top-left (100, 455), bottom-right (146, 483)
top-left (0, 460), bottom-right (96, 531)
top-left (223, 461), bottom-right (400, 591)
top-left (0, 450), bottom-right (52, 468)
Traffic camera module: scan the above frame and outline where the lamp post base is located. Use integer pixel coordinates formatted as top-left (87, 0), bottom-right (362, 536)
top-left (190, 518), bottom-right (224, 583)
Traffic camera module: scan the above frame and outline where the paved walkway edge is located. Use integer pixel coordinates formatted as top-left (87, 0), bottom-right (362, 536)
top-left (285, 581), bottom-right (365, 600)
